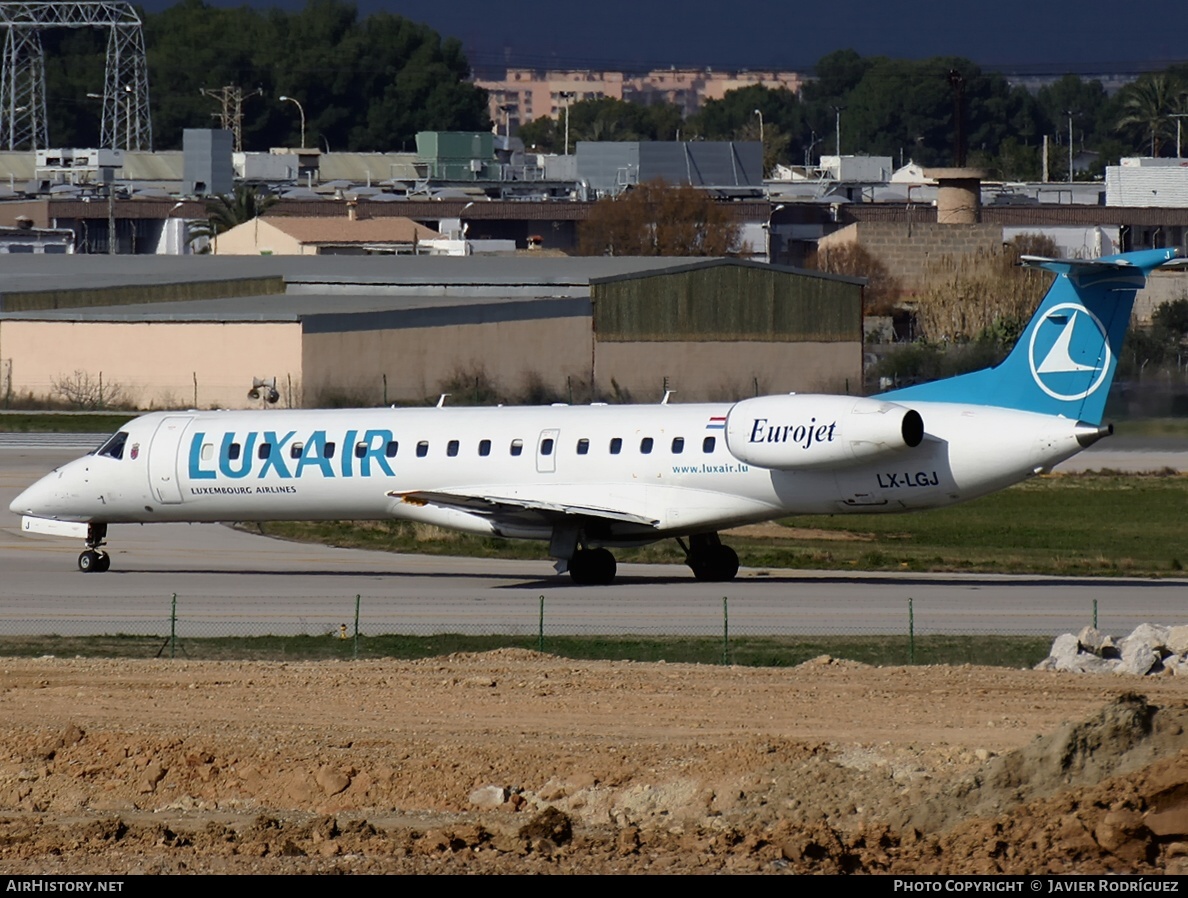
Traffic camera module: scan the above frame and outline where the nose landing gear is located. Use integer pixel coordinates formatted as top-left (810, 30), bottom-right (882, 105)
top-left (78, 523), bottom-right (110, 573)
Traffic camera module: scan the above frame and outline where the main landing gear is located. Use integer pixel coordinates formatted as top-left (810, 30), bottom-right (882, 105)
top-left (679, 533), bottom-right (740, 583)
top-left (567, 547), bottom-right (617, 586)
top-left (562, 532), bottom-right (740, 585)
top-left (78, 523), bottom-right (110, 573)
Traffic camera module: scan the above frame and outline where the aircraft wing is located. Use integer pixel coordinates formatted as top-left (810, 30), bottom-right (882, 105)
top-left (388, 489), bottom-right (661, 528)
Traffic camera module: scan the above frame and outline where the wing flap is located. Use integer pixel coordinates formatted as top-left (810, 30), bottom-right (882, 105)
top-left (388, 489), bottom-right (659, 528)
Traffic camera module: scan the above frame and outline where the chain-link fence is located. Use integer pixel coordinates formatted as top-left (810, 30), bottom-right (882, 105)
top-left (2, 593), bottom-right (1182, 667)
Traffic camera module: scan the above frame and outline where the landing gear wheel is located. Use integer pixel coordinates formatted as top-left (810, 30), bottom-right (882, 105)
top-left (689, 545), bottom-right (740, 582)
top-left (78, 550), bottom-right (110, 573)
top-left (568, 547), bottom-right (617, 586)
top-left (79, 523), bottom-right (110, 573)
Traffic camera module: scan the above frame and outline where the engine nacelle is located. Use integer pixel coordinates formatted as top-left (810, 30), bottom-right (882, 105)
top-left (725, 394), bottom-right (924, 470)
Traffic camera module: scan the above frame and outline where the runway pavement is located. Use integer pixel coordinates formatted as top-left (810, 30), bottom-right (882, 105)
top-left (2, 444), bottom-right (1187, 638)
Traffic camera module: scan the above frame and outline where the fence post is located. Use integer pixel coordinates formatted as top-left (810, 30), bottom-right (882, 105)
top-left (908, 597), bottom-right (915, 665)
top-left (538, 595), bottom-right (544, 653)
top-left (354, 594), bottom-right (361, 660)
top-left (170, 593), bottom-right (177, 659)
top-left (722, 596), bottom-right (729, 665)
top-left (1092, 598), bottom-right (1098, 630)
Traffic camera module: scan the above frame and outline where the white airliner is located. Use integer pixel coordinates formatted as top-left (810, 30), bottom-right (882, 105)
top-left (10, 248), bottom-right (1180, 584)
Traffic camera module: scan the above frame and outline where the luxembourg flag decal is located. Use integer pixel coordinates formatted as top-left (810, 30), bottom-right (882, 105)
top-left (706, 416), bottom-right (726, 431)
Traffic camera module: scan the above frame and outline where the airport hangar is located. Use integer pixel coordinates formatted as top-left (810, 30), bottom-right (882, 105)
top-left (0, 255), bottom-right (864, 410)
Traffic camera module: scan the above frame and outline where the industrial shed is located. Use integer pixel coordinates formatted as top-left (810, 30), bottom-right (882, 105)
top-left (0, 256), bottom-right (863, 409)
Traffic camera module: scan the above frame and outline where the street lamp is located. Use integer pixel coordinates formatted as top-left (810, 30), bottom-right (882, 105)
top-left (279, 95), bottom-right (306, 149)
top-left (123, 84), bottom-right (133, 150)
top-left (498, 104), bottom-right (515, 140)
top-left (1171, 114), bottom-right (1188, 158)
top-left (833, 105), bottom-right (845, 156)
top-left (754, 108), bottom-right (764, 146)
top-left (804, 131), bottom-right (819, 167)
top-left (1065, 110), bottom-right (1076, 184)
top-left (93, 87), bottom-right (136, 150)
top-left (559, 91), bottom-right (575, 155)
top-left (764, 203), bottom-right (785, 265)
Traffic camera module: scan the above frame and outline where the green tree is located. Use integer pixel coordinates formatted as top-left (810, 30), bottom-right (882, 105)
top-left (41, 27), bottom-right (108, 149)
top-left (521, 98), bottom-right (681, 153)
top-left (142, 0), bottom-right (488, 152)
top-left (687, 84), bottom-right (801, 170)
top-left (1035, 75), bottom-right (1112, 152)
top-left (1115, 73), bottom-right (1188, 156)
top-left (823, 56), bottom-right (1034, 167)
top-left (518, 115), bottom-right (559, 152)
top-left (1152, 298), bottom-right (1188, 339)
top-left (146, 0), bottom-right (274, 150)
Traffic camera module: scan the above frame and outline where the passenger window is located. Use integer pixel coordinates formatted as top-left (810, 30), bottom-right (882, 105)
top-left (385, 441), bottom-right (398, 458)
top-left (258, 443), bottom-right (271, 460)
top-left (324, 442), bottom-right (336, 459)
top-left (227, 442), bottom-right (241, 461)
top-left (609, 437), bottom-right (622, 455)
top-left (202, 443), bottom-right (215, 461)
top-left (354, 442), bottom-right (368, 458)
top-left (703, 436), bottom-right (716, 453)
top-left (95, 431), bottom-right (128, 460)
top-left (640, 437), bottom-right (653, 454)
top-left (576, 438), bottom-right (589, 455)
top-left (541, 438), bottom-right (554, 456)
top-left (447, 439), bottom-right (459, 457)
top-left (417, 441), bottom-right (429, 458)
top-left (671, 437), bottom-right (684, 454)
top-left (290, 441), bottom-right (303, 459)
top-left (510, 439), bottom-right (523, 456)
top-left (479, 439), bottom-right (491, 457)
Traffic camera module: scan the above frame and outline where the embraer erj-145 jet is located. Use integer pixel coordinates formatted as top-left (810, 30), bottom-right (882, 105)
top-left (11, 248), bottom-right (1181, 584)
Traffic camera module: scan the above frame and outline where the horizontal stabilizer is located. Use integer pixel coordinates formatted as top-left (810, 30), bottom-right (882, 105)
top-left (1021, 250), bottom-right (1184, 278)
top-left (389, 489), bottom-right (660, 528)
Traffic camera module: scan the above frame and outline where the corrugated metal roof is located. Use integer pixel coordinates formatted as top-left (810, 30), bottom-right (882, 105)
top-left (0, 151), bottom-right (183, 182)
top-left (315, 152), bottom-right (420, 182)
top-left (0, 254), bottom-right (766, 298)
top-left (840, 203), bottom-right (1188, 227)
top-left (0, 290), bottom-right (588, 326)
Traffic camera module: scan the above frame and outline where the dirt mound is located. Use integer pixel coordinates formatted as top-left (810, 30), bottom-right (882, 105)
top-left (889, 693), bottom-right (1183, 834)
top-left (0, 656), bottom-right (1185, 873)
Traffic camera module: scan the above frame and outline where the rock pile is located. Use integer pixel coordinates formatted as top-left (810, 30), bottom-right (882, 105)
top-left (1036, 624), bottom-right (1188, 675)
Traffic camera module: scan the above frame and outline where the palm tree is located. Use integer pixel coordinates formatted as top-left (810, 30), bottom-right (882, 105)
top-left (186, 185), bottom-right (279, 253)
top-left (1115, 74), bottom-right (1186, 156)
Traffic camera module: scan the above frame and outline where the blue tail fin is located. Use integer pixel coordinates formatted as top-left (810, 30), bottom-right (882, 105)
top-left (881, 248), bottom-right (1181, 423)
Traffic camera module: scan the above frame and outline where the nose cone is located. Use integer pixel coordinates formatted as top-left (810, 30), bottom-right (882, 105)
top-left (9, 470), bottom-right (62, 517)
top-left (9, 461), bottom-right (95, 520)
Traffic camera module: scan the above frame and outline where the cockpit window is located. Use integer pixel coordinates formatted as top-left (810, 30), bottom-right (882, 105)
top-left (94, 431), bottom-right (128, 460)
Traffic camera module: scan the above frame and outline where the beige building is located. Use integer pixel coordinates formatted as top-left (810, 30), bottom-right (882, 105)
top-left (212, 215), bottom-right (439, 256)
top-left (475, 67), bottom-right (806, 131)
top-left (0, 256), bottom-right (862, 411)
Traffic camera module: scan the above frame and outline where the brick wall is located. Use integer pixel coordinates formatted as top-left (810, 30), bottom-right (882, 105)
top-left (819, 222), bottom-right (1004, 294)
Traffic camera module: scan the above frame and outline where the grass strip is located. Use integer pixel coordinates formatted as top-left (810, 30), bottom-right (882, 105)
top-left (0, 412), bottom-right (132, 432)
top-left (0, 633), bottom-right (1053, 668)
top-left (254, 472), bottom-right (1188, 578)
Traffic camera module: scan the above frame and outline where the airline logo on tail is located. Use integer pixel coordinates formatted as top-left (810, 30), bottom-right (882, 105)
top-left (1027, 303), bottom-right (1111, 402)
